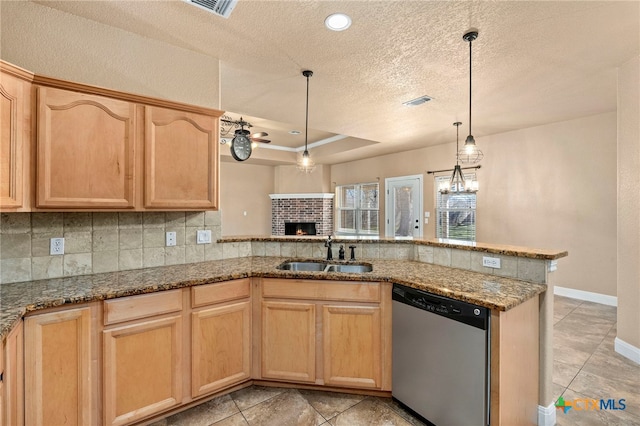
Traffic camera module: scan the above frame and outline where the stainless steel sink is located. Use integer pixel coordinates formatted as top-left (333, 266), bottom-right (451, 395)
top-left (277, 261), bottom-right (373, 273)
top-left (277, 261), bottom-right (327, 272)
top-left (324, 264), bottom-right (373, 273)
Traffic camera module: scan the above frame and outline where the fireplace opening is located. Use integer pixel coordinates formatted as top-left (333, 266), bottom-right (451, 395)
top-left (285, 222), bottom-right (317, 236)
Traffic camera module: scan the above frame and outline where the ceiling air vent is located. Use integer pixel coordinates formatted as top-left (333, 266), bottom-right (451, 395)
top-left (184, 0), bottom-right (238, 18)
top-left (402, 95), bottom-right (433, 107)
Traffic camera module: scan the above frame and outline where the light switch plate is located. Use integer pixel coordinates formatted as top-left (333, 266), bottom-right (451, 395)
top-left (482, 256), bottom-right (501, 268)
top-left (197, 230), bottom-right (212, 244)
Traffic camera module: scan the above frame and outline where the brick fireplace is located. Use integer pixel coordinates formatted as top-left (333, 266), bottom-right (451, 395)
top-left (270, 193), bottom-right (334, 236)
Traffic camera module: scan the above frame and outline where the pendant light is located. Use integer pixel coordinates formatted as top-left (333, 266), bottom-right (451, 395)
top-left (297, 70), bottom-right (316, 173)
top-left (435, 122), bottom-right (479, 194)
top-left (459, 30), bottom-right (484, 164)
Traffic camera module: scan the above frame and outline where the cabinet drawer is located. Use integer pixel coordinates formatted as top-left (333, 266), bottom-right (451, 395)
top-left (262, 279), bottom-right (380, 303)
top-left (104, 290), bottom-right (182, 325)
top-left (191, 279), bottom-right (250, 308)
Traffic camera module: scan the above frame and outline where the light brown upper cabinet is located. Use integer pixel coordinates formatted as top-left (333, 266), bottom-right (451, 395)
top-left (36, 86), bottom-right (136, 209)
top-left (144, 106), bottom-right (219, 210)
top-left (0, 62), bottom-right (32, 212)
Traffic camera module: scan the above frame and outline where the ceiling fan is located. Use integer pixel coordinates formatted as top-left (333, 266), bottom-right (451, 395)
top-left (220, 115), bottom-right (270, 144)
top-left (220, 115), bottom-right (270, 161)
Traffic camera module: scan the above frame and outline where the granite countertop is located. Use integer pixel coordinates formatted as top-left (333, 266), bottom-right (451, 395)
top-left (0, 256), bottom-right (546, 340)
top-left (218, 236), bottom-right (569, 260)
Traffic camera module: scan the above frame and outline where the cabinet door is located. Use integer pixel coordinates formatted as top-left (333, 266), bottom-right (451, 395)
top-left (144, 106), bottom-right (218, 210)
top-left (37, 86), bottom-right (135, 208)
top-left (323, 305), bottom-right (382, 389)
top-left (0, 70), bottom-right (28, 210)
top-left (192, 300), bottom-right (251, 397)
top-left (103, 315), bottom-right (182, 426)
top-left (24, 307), bottom-right (92, 426)
top-left (3, 321), bottom-right (23, 426)
top-left (261, 301), bottom-right (316, 383)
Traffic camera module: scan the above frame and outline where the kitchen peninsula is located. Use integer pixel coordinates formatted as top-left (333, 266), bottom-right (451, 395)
top-left (0, 237), bottom-right (567, 426)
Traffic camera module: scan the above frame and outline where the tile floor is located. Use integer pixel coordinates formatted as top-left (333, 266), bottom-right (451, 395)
top-left (150, 295), bottom-right (640, 426)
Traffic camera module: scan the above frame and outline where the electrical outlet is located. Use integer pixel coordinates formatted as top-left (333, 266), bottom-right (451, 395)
top-left (482, 256), bottom-right (501, 269)
top-left (166, 231), bottom-right (177, 247)
top-left (196, 230), bottom-right (212, 244)
top-left (50, 238), bottom-right (65, 255)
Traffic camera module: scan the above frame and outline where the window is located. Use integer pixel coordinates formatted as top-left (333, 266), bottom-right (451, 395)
top-left (335, 183), bottom-right (379, 236)
top-left (435, 175), bottom-right (476, 242)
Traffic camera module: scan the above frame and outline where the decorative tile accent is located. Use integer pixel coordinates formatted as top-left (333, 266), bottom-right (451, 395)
top-left (0, 213), bottom-right (31, 234)
top-left (185, 245), bottom-right (204, 264)
top-left (31, 212), bottom-right (62, 234)
top-left (63, 253), bottom-right (92, 276)
top-left (143, 212), bottom-right (166, 228)
top-left (118, 249), bottom-right (142, 271)
top-left (416, 245), bottom-right (434, 263)
top-left (186, 212), bottom-right (205, 227)
top-left (517, 258), bottom-right (547, 283)
top-left (92, 251), bottom-right (119, 273)
top-left (119, 229), bottom-right (143, 251)
top-left (165, 246), bottom-right (186, 265)
top-left (118, 212), bottom-right (142, 229)
top-left (64, 212), bottom-right (92, 231)
top-left (143, 229), bottom-right (165, 249)
top-left (93, 230), bottom-right (118, 252)
top-left (0, 257), bottom-right (31, 283)
top-left (251, 241), bottom-right (266, 257)
top-left (31, 256), bottom-right (63, 280)
top-left (433, 247), bottom-right (452, 266)
top-left (92, 213), bottom-right (118, 230)
top-left (64, 231), bottom-right (92, 254)
top-left (1, 233), bottom-right (31, 258)
top-left (165, 212), bottom-right (186, 226)
top-left (143, 247), bottom-right (165, 268)
top-left (451, 249), bottom-right (471, 270)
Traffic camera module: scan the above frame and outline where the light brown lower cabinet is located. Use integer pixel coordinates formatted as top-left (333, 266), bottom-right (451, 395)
top-left (103, 314), bottom-right (183, 426)
top-left (261, 301), bottom-right (317, 383)
top-left (191, 300), bottom-right (251, 397)
top-left (3, 321), bottom-right (23, 426)
top-left (258, 279), bottom-right (392, 390)
top-left (24, 307), bottom-right (92, 426)
top-left (322, 305), bottom-right (382, 389)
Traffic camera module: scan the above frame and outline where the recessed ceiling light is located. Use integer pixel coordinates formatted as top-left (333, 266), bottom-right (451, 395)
top-left (325, 13), bottom-right (352, 31)
top-left (289, 130), bottom-right (301, 135)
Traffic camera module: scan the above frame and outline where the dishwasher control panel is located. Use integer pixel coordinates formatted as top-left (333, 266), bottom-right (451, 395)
top-left (392, 284), bottom-right (488, 330)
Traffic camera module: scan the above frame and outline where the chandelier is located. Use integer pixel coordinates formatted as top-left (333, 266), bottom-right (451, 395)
top-left (428, 122), bottom-right (481, 194)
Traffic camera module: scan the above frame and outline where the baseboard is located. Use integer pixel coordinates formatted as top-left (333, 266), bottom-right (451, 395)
top-left (538, 402), bottom-right (556, 426)
top-left (615, 337), bottom-right (640, 364)
top-left (554, 286), bottom-right (617, 306)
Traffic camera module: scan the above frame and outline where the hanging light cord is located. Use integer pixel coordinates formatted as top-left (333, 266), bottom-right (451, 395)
top-left (304, 72), bottom-right (310, 153)
top-left (468, 36), bottom-right (472, 138)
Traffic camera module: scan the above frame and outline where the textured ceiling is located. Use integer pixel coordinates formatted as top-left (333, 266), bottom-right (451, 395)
top-left (34, 0), bottom-right (639, 166)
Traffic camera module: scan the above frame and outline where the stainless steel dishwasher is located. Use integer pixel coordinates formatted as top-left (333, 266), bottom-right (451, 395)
top-left (392, 284), bottom-right (490, 426)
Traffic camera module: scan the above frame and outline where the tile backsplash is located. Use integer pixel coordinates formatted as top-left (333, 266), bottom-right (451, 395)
top-left (0, 211), bottom-right (222, 284)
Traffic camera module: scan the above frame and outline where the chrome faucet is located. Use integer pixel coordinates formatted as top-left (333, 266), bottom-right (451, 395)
top-left (324, 236), bottom-right (333, 260)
